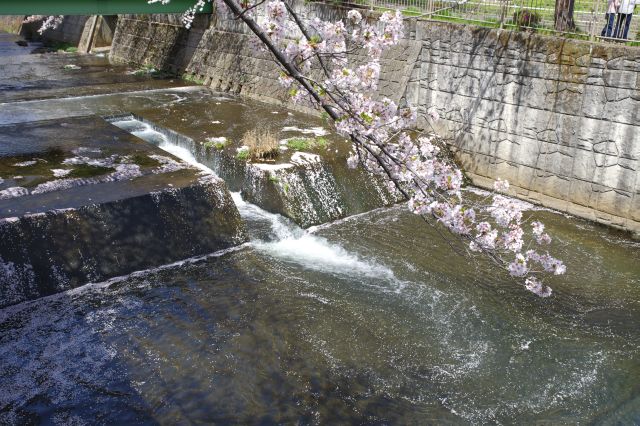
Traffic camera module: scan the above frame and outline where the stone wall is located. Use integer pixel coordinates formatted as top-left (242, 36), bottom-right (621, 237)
top-left (408, 22), bottom-right (640, 235)
top-left (108, 6), bottom-right (639, 235)
top-left (109, 7), bottom-right (420, 113)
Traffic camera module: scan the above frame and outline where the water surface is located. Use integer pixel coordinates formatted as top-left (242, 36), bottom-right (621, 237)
top-left (1, 140), bottom-right (638, 424)
top-left (0, 38), bottom-right (639, 423)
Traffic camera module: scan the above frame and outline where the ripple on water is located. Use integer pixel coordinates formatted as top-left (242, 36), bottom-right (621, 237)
top-left (1, 96), bottom-right (639, 423)
top-left (0, 211), bottom-right (639, 423)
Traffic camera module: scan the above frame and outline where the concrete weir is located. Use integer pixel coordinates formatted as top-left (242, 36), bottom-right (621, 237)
top-left (0, 116), bottom-right (246, 308)
top-left (108, 113), bottom-right (402, 228)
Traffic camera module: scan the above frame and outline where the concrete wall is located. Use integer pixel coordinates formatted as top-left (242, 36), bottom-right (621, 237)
top-left (408, 22), bottom-right (640, 235)
top-left (47, 15), bottom-right (89, 44)
top-left (109, 6), bottom-right (640, 235)
top-left (110, 8), bottom-right (420, 112)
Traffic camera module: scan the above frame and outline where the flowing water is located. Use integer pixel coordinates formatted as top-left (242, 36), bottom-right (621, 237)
top-left (1, 39), bottom-right (639, 424)
top-left (1, 128), bottom-right (638, 424)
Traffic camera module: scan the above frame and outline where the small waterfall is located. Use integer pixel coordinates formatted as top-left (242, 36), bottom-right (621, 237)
top-left (108, 114), bottom-right (398, 228)
top-left (110, 116), bottom-right (211, 173)
top-left (113, 117), bottom-right (396, 280)
top-left (243, 157), bottom-right (344, 227)
top-left (231, 191), bottom-right (395, 279)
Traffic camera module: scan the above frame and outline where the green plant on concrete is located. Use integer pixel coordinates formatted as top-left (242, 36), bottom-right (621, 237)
top-left (286, 137), bottom-right (328, 151)
top-left (320, 111), bottom-right (330, 125)
top-left (236, 148), bottom-right (250, 160)
top-left (46, 41), bottom-right (77, 52)
top-left (133, 64), bottom-right (158, 76)
top-left (268, 175), bottom-right (280, 183)
top-left (286, 137), bottom-right (311, 150)
top-left (68, 164), bottom-right (115, 178)
top-left (130, 153), bottom-right (161, 168)
top-left (203, 137), bottom-right (227, 150)
top-left (315, 137), bottom-right (328, 149)
top-left (183, 73), bottom-right (206, 85)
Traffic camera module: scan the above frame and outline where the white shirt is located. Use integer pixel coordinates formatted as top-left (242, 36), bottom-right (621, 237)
top-left (619, 0), bottom-right (636, 14)
top-left (607, 0), bottom-right (621, 13)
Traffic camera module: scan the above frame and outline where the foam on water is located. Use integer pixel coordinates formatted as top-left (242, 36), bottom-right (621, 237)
top-left (231, 192), bottom-right (396, 281)
top-left (0, 85), bottom-right (206, 107)
top-left (281, 126), bottom-right (328, 136)
top-left (0, 186), bottom-right (28, 200)
top-left (254, 234), bottom-right (396, 280)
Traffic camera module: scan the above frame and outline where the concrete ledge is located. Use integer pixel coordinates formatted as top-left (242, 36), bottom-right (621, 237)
top-left (0, 116), bottom-right (247, 308)
top-left (110, 113), bottom-right (402, 228)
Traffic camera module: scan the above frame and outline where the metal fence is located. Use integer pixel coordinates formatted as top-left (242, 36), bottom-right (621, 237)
top-left (333, 0), bottom-right (640, 42)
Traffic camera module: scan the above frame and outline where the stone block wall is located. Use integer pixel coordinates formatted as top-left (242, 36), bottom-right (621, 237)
top-left (109, 6), bottom-right (420, 112)
top-left (408, 22), bottom-right (640, 234)
top-left (108, 6), bottom-right (639, 234)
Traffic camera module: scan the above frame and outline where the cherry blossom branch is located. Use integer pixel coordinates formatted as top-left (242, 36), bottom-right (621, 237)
top-left (162, 0), bottom-right (566, 297)
top-left (23, 15), bottom-right (64, 34)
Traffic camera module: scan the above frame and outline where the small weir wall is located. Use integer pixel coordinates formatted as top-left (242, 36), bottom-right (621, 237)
top-left (0, 176), bottom-right (246, 308)
top-left (69, 6), bottom-right (640, 234)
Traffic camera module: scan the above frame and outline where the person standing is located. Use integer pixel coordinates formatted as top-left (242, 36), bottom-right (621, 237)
top-left (602, 0), bottom-right (621, 37)
top-left (615, 0), bottom-right (637, 39)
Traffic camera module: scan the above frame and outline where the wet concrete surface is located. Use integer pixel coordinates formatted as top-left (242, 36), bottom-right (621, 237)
top-left (0, 32), bottom-right (246, 306)
top-left (0, 115), bottom-right (208, 217)
top-left (0, 31), bottom-right (187, 103)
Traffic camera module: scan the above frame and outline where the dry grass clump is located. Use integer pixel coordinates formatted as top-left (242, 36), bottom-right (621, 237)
top-left (241, 129), bottom-right (279, 161)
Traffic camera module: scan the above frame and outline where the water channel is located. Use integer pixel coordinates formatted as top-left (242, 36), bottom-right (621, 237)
top-left (0, 33), bottom-right (639, 424)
